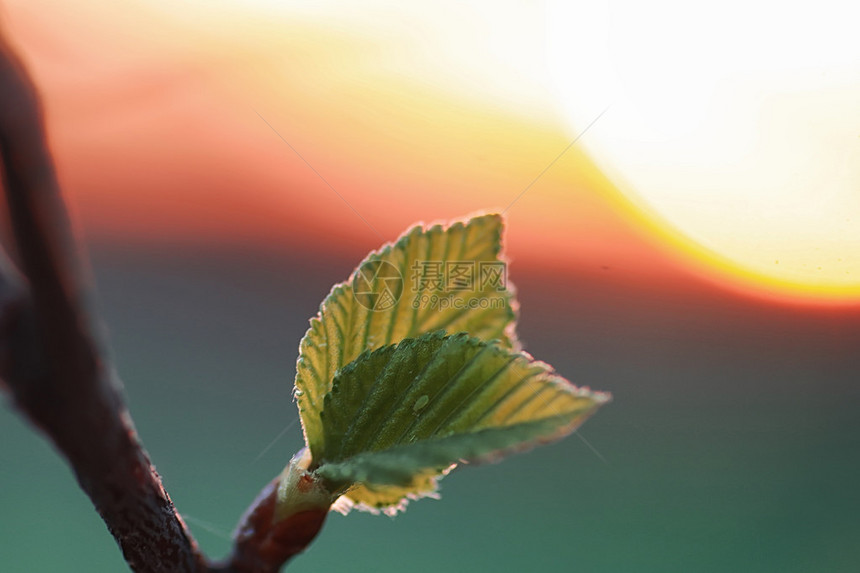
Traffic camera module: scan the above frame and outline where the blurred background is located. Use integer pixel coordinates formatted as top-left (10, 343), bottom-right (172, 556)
top-left (1, 1), bottom-right (858, 571)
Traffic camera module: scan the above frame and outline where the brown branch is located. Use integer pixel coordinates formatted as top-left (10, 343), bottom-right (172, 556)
top-left (0, 29), bottom-right (208, 573)
top-left (0, 28), bottom-right (329, 573)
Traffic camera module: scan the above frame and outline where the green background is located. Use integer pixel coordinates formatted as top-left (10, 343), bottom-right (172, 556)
top-left (2, 244), bottom-right (858, 572)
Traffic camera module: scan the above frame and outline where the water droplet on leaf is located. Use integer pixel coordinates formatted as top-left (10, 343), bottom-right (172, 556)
top-left (413, 395), bottom-right (430, 412)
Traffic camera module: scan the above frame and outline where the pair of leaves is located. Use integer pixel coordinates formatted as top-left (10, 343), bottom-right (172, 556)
top-left (292, 214), bottom-right (609, 513)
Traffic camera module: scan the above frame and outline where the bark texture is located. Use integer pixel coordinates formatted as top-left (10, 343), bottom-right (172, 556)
top-left (0, 28), bottom-right (325, 573)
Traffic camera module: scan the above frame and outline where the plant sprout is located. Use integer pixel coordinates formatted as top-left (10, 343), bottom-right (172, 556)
top-left (275, 213), bottom-right (610, 523)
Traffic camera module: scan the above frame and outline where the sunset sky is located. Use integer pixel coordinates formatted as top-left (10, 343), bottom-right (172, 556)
top-left (4, 0), bottom-right (858, 305)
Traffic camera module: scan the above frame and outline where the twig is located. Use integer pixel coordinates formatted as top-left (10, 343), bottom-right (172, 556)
top-left (0, 29), bottom-right (207, 573)
top-left (0, 29), bottom-right (328, 573)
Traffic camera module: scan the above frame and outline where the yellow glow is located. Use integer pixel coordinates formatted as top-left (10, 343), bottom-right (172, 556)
top-left (8, 0), bottom-right (859, 305)
top-left (547, 0), bottom-right (860, 296)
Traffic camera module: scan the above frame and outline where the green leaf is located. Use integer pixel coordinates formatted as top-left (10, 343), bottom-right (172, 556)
top-left (313, 332), bottom-right (610, 511)
top-left (330, 471), bottom-right (443, 516)
top-left (295, 214), bottom-right (519, 460)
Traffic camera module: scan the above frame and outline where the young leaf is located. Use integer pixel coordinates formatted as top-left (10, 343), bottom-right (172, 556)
top-left (329, 470), bottom-right (443, 516)
top-left (295, 214), bottom-right (519, 460)
top-left (312, 331), bottom-right (610, 510)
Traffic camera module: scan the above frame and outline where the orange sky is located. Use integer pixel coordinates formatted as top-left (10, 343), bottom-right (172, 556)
top-left (4, 1), bottom-right (859, 309)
